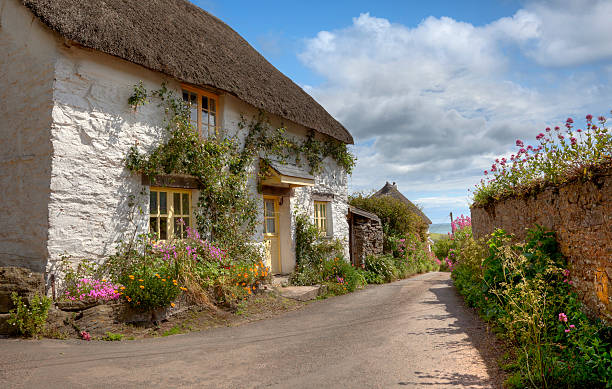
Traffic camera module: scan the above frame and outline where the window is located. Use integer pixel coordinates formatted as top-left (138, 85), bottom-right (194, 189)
top-left (149, 187), bottom-right (192, 240)
top-left (314, 201), bottom-right (328, 235)
top-left (181, 86), bottom-right (219, 137)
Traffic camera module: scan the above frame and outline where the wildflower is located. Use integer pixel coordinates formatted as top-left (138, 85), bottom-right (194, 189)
top-left (586, 114), bottom-right (593, 121)
top-left (129, 275), bottom-right (135, 280)
top-left (559, 312), bottom-right (568, 322)
top-left (120, 286), bottom-right (126, 290)
top-left (161, 279), bottom-right (166, 282)
top-left (170, 303), bottom-right (176, 308)
top-left (139, 285), bottom-right (145, 289)
top-left (516, 139), bottom-right (524, 147)
top-left (565, 329), bottom-right (571, 333)
top-left (138, 279), bottom-right (144, 282)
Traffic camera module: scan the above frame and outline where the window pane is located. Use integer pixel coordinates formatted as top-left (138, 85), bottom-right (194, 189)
top-left (150, 217), bottom-right (158, 235)
top-left (150, 191), bottom-right (157, 214)
top-left (203, 111), bottom-right (209, 127)
top-left (210, 99), bottom-right (216, 112)
top-left (265, 200), bottom-right (275, 217)
top-left (182, 91), bottom-right (188, 101)
top-left (202, 96), bottom-right (208, 111)
top-left (160, 217), bottom-right (167, 240)
top-left (266, 218), bottom-right (276, 234)
top-left (174, 217), bottom-right (183, 239)
top-left (182, 194), bottom-right (190, 216)
top-left (174, 193), bottom-right (181, 215)
top-left (160, 192), bottom-right (167, 214)
top-left (210, 112), bottom-right (216, 127)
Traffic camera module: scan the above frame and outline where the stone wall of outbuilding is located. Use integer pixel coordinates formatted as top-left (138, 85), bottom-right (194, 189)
top-left (471, 168), bottom-right (612, 323)
top-left (351, 218), bottom-right (383, 267)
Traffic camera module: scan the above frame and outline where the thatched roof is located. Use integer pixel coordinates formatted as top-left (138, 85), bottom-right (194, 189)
top-left (373, 182), bottom-right (432, 225)
top-left (23, 0), bottom-right (353, 144)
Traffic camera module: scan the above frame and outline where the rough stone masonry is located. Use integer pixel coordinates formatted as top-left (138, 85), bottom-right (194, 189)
top-left (471, 168), bottom-right (612, 323)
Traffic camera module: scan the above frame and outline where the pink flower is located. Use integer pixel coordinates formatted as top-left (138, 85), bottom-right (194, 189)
top-left (570, 137), bottom-right (577, 145)
top-left (586, 114), bottom-right (593, 121)
top-left (536, 133), bottom-right (545, 140)
top-left (569, 324), bottom-right (575, 329)
top-left (546, 127), bottom-right (552, 132)
top-left (81, 331), bottom-right (91, 341)
top-left (516, 139), bottom-right (524, 147)
top-left (559, 312), bottom-right (568, 322)
top-left (565, 329), bottom-right (571, 333)
top-left (577, 129), bottom-right (582, 133)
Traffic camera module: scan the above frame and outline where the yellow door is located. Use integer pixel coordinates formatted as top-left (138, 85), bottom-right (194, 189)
top-left (263, 196), bottom-right (281, 274)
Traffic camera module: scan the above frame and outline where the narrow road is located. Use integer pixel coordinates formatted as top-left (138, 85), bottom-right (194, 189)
top-left (0, 272), bottom-right (498, 388)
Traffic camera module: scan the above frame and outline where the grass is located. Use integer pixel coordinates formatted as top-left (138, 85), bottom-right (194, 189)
top-left (429, 233), bottom-right (448, 242)
top-left (102, 332), bottom-right (124, 341)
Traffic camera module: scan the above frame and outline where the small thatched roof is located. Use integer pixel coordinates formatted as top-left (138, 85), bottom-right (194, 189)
top-left (373, 182), bottom-right (432, 225)
top-left (23, 0), bottom-right (353, 144)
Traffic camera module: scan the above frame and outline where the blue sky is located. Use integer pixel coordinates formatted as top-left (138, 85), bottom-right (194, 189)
top-left (193, 0), bottom-right (612, 223)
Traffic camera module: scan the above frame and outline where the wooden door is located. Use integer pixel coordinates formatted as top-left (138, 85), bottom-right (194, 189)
top-left (263, 196), bottom-right (281, 274)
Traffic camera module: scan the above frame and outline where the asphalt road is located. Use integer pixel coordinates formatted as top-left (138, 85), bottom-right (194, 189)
top-left (0, 272), bottom-right (497, 388)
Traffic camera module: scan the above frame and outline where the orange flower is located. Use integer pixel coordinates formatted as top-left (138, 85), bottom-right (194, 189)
top-left (248, 289), bottom-right (252, 295)
top-left (139, 285), bottom-right (144, 289)
top-left (138, 279), bottom-right (144, 282)
top-left (129, 275), bottom-right (135, 280)
top-left (155, 273), bottom-right (160, 278)
top-left (120, 286), bottom-right (126, 290)
top-left (161, 279), bottom-right (166, 282)
top-left (170, 303), bottom-right (175, 308)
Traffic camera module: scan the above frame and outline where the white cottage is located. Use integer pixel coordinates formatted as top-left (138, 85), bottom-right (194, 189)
top-left (0, 0), bottom-right (354, 280)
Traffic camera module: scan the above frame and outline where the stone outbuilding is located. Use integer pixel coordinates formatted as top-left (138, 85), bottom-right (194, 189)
top-left (348, 206), bottom-right (383, 267)
top-left (0, 0), bottom-right (354, 282)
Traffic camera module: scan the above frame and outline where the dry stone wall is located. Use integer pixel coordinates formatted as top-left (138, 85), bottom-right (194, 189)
top-left (471, 169), bottom-right (612, 323)
top-left (352, 219), bottom-right (383, 267)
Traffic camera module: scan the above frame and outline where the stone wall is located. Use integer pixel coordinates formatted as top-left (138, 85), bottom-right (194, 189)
top-left (352, 218), bottom-right (383, 267)
top-left (471, 169), bottom-right (612, 322)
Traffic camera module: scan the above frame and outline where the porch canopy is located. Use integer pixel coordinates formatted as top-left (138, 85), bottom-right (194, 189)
top-left (260, 160), bottom-right (314, 188)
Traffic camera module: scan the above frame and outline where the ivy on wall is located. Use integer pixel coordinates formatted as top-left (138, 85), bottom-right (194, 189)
top-left (125, 82), bottom-right (355, 256)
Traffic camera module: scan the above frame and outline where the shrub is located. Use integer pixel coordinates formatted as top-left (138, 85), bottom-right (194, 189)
top-left (349, 193), bottom-right (428, 250)
top-left (321, 256), bottom-right (365, 294)
top-left (7, 292), bottom-right (52, 338)
top-left (452, 226), bottom-right (612, 387)
top-left (118, 265), bottom-right (182, 311)
top-left (364, 254), bottom-right (398, 282)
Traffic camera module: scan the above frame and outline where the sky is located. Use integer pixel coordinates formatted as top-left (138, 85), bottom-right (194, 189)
top-left (193, 0), bottom-right (612, 223)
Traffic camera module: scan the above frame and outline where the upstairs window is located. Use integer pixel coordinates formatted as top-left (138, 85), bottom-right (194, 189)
top-left (150, 187), bottom-right (192, 240)
top-left (181, 86), bottom-right (218, 137)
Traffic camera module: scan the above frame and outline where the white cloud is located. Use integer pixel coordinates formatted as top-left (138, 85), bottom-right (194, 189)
top-left (299, 3), bottom-right (612, 221)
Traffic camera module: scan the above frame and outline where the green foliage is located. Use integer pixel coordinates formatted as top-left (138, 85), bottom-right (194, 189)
top-left (452, 226), bottom-right (612, 388)
top-left (119, 264), bottom-right (182, 311)
top-left (7, 292), bottom-right (52, 338)
top-left (240, 112), bottom-right (356, 175)
top-left (162, 326), bottom-right (183, 337)
top-left (364, 254), bottom-right (398, 283)
top-left (321, 256), bottom-right (365, 294)
top-left (349, 193), bottom-right (428, 250)
top-left (103, 332), bottom-right (124, 341)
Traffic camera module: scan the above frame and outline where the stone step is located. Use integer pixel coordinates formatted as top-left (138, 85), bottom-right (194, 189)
top-left (277, 284), bottom-right (326, 302)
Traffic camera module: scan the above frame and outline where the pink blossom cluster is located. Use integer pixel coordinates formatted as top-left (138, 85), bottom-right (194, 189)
top-left (558, 312), bottom-right (577, 333)
top-left (152, 227), bottom-right (226, 263)
top-left (64, 278), bottom-right (122, 301)
top-left (451, 215), bottom-right (471, 233)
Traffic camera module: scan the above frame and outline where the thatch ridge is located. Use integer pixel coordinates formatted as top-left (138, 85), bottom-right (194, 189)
top-left (373, 182), bottom-right (432, 225)
top-left (22, 0), bottom-right (353, 144)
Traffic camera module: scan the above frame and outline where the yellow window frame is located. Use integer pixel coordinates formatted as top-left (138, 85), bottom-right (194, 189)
top-left (181, 84), bottom-right (219, 138)
top-left (314, 201), bottom-right (328, 235)
top-left (149, 187), bottom-right (193, 240)
top-left (263, 196), bottom-right (279, 236)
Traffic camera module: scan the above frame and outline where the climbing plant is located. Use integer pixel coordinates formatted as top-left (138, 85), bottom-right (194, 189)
top-left (125, 82), bottom-right (355, 259)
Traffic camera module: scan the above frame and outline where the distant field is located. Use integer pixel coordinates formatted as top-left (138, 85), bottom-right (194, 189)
top-left (429, 232), bottom-right (448, 242)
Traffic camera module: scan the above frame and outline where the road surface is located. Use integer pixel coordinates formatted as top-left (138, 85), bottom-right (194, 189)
top-left (0, 272), bottom-right (498, 388)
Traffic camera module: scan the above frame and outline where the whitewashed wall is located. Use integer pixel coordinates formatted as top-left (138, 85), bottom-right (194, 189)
top-left (0, 0), bottom-right (56, 272)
